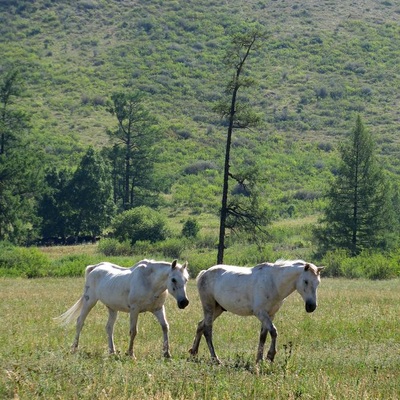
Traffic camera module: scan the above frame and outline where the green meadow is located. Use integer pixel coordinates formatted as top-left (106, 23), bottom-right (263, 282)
top-left (1, 277), bottom-right (399, 399)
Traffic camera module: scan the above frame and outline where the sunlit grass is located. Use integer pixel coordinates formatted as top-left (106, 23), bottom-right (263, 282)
top-left (1, 277), bottom-right (399, 399)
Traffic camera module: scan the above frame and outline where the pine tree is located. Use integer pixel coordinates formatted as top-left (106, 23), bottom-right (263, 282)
top-left (106, 91), bottom-right (159, 210)
top-left (315, 115), bottom-right (393, 256)
top-left (67, 148), bottom-right (115, 239)
top-left (216, 25), bottom-right (269, 264)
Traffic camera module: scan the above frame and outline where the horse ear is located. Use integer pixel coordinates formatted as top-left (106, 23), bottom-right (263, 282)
top-left (183, 261), bottom-right (188, 270)
top-left (317, 266), bottom-right (325, 274)
top-left (304, 263), bottom-right (310, 271)
top-left (171, 259), bottom-right (178, 269)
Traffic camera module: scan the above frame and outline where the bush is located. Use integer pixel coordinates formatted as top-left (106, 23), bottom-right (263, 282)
top-left (131, 240), bottom-right (154, 257)
top-left (321, 249), bottom-right (349, 277)
top-left (182, 218), bottom-right (200, 238)
top-left (155, 237), bottom-right (188, 259)
top-left (98, 238), bottom-right (132, 256)
top-left (111, 206), bottom-right (169, 245)
top-left (321, 250), bottom-right (400, 279)
top-left (49, 254), bottom-right (98, 277)
top-left (183, 161), bottom-right (218, 175)
top-left (0, 243), bottom-right (51, 278)
top-left (181, 251), bottom-right (216, 278)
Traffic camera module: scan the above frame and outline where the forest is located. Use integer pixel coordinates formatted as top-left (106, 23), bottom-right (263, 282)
top-left (1, 0), bottom-right (400, 278)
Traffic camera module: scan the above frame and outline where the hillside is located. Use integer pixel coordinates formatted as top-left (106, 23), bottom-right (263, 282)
top-left (1, 0), bottom-right (400, 219)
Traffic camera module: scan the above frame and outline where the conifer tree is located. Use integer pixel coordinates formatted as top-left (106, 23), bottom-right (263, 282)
top-left (315, 115), bottom-right (393, 256)
top-left (67, 148), bottom-right (115, 239)
top-left (216, 26), bottom-right (269, 264)
top-left (106, 91), bottom-right (158, 210)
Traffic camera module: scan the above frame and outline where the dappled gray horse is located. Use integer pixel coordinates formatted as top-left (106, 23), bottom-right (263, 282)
top-left (56, 259), bottom-right (189, 359)
top-left (189, 259), bottom-right (323, 363)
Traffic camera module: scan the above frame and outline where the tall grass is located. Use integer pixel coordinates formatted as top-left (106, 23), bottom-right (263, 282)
top-left (1, 278), bottom-right (399, 399)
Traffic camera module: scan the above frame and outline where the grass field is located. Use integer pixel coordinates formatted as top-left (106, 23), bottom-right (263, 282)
top-left (1, 277), bottom-right (399, 399)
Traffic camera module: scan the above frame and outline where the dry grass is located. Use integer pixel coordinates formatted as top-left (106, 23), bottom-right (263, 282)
top-left (1, 277), bottom-right (399, 399)
top-left (38, 244), bottom-right (99, 259)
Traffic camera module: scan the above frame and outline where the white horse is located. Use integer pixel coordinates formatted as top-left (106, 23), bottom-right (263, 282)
top-left (189, 259), bottom-right (323, 363)
top-left (56, 259), bottom-right (189, 359)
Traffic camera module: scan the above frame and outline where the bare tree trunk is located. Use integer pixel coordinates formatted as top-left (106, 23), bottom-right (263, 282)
top-left (217, 84), bottom-right (239, 264)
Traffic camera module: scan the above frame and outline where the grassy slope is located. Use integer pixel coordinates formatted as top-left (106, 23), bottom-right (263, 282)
top-left (1, 0), bottom-right (400, 217)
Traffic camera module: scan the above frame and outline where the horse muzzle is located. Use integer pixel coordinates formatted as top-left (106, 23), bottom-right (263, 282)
top-left (178, 298), bottom-right (189, 309)
top-left (305, 301), bottom-right (317, 313)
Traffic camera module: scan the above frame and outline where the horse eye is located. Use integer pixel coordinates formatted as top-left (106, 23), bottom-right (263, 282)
top-left (172, 278), bottom-right (177, 284)
top-left (304, 280), bottom-right (309, 286)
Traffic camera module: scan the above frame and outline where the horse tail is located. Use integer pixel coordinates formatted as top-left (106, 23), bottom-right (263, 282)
top-left (54, 296), bottom-right (84, 326)
top-left (54, 264), bottom-right (98, 326)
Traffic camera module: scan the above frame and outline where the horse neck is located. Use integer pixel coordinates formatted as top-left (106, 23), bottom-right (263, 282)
top-left (146, 262), bottom-right (171, 293)
top-left (273, 265), bottom-right (302, 299)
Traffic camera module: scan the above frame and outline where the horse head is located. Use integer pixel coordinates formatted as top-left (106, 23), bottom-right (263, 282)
top-left (168, 260), bottom-right (190, 309)
top-left (296, 263), bottom-right (324, 313)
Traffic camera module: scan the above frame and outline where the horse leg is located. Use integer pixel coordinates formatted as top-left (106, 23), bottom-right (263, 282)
top-left (189, 304), bottom-right (224, 360)
top-left (189, 319), bottom-right (205, 356)
top-left (256, 311), bottom-right (277, 363)
top-left (203, 305), bottom-right (224, 364)
top-left (153, 306), bottom-right (171, 358)
top-left (105, 308), bottom-right (118, 354)
top-left (266, 323), bottom-right (278, 362)
top-left (127, 308), bottom-right (139, 359)
top-left (71, 296), bottom-right (97, 352)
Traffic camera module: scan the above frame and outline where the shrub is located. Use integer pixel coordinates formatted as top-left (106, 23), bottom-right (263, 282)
top-left (321, 250), bottom-right (400, 279)
top-left (181, 251), bottom-right (216, 278)
top-left (182, 218), bottom-right (200, 238)
top-left (131, 240), bottom-right (154, 257)
top-left (98, 238), bottom-right (132, 256)
top-left (0, 243), bottom-right (51, 278)
top-left (321, 249), bottom-right (349, 277)
top-left (49, 254), bottom-right (98, 277)
top-left (155, 237), bottom-right (188, 259)
top-left (183, 161), bottom-right (218, 175)
top-left (111, 206), bottom-right (169, 245)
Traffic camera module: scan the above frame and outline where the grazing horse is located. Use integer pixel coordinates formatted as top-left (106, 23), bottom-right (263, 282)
top-left (56, 259), bottom-right (189, 359)
top-left (189, 259), bottom-right (323, 363)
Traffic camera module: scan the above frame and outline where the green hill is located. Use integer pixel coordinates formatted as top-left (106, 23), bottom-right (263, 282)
top-left (1, 0), bottom-right (400, 220)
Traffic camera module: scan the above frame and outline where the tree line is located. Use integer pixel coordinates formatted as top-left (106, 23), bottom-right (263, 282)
top-left (0, 69), bottom-right (161, 245)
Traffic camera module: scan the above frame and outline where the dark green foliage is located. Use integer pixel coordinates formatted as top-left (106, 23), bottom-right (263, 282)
top-left (38, 148), bottom-right (115, 240)
top-left (110, 206), bottom-right (169, 245)
top-left (315, 116), bottom-right (395, 256)
top-left (38, 168), bottom-right (72, 240)
top-left (67, 147), bottom-right (115, 237)
top-left (182, 217), bottom-right (200, 238)
top-left (0, 68), bottom-right (44, 244)
top-left (106, 91), bottom-right (159, 210)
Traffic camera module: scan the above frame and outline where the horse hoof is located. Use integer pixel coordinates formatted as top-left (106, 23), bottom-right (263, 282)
top-left (188, 348), bottom-right (197, 356)
top-left (212, 357), bottom-right (222, 365)
top-left (125, 351), bottom-right (136, 360)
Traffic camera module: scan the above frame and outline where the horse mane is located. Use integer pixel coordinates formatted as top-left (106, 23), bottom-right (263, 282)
top-left (256, 259), bottom-right (316, 271)
top-left (273, 259), bottom-right (307, 267)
